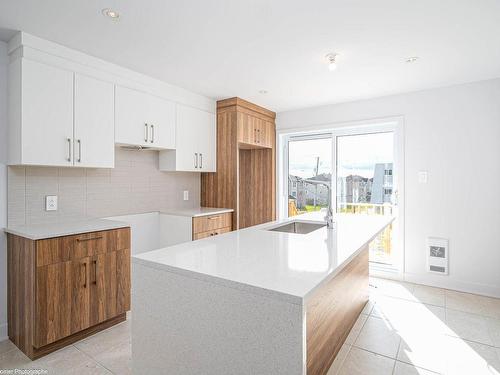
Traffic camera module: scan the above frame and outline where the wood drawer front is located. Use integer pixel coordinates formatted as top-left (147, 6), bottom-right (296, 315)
top-left (193, 226), bottom-right (232, 240)
top-left (36, 237), bottom-right (72, 267)
top-left (36, 228), bottom-right (130, 266)
top-left (193, 213), bottom-right (232, 234)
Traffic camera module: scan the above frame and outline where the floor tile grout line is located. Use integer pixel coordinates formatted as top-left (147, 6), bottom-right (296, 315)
top-left (72, 344), bottom-right (117, 374)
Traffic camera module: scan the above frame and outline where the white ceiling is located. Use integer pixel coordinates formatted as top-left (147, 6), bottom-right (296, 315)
top-left (1, 0), bottom-right (500, 112)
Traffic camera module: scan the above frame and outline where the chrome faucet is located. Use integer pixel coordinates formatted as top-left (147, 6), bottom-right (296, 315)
top-left (305, 179), bottom-right (335, 229)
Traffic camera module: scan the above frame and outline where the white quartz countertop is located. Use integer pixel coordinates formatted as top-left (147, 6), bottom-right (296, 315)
top-left (4, 218), bottom-right (130, 240)
top-left (133, 211), bottom-right (394, 304)
top-left (161, 207), bottom-right (234, 217)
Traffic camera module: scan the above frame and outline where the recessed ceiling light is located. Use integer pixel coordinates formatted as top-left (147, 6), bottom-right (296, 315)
top-left (259, 90), bottom-right (268, 94)
top-left (102, 8), bottom-right (120, 20)
top-left (325, 53), bottom-right (339, 71)
top-left (406, 56), bottom-right (419, 63)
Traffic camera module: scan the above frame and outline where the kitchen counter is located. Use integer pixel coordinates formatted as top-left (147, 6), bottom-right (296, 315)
top-left (133, 212), bottom-right (393, 303)
top-left (161, 207), bottom-right (234, 217)
top-left (4, 218), bottom-right (129, 240)
top-left (132, 211), bottom-right (394, 374)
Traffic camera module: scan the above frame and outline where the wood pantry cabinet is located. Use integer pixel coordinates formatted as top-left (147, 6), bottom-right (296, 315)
top-left (201, 97), bottom-right (276, 230)
top-left (7, 227), bottom-right (131, 359)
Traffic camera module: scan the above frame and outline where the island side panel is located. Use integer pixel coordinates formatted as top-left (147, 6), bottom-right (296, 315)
top-left (306, 246), bottom-right (369, 375)
top-left (132, 262), bottom-right (306, 375)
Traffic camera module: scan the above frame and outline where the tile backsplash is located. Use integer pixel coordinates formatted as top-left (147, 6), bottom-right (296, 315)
top-left (7, 148), bottom-right (200, 226)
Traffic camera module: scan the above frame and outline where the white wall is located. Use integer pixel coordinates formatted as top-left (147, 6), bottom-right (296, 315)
top-left (277, 79), bottom-right (500, 297)
top-left (0, 41), bottom-right (8, 339)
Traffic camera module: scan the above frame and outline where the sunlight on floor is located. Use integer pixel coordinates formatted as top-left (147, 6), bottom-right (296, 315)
top-left (329, 278), bottom-right (500, 375)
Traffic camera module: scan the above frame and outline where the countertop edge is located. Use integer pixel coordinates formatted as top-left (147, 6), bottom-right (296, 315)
top-left (4, 220), bottom-right (130, 240)
top-left (160, 208), bottom-right (234, 218)
top-left (132, 256), bottom-right (304, 306)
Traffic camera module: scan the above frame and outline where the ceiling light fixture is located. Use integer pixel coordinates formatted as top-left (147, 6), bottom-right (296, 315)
top-left (102, 8), bottom-right (120, 20)
top-left (259, 90), bottom-right (268, 94)
top-left (406, 56), bottom-right (419, 63)
top-left (325, 53), bottom-right (338, 71)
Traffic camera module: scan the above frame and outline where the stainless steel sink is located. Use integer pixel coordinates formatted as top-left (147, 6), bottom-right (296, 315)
top-left (268, 221), bottom-right (326, 234)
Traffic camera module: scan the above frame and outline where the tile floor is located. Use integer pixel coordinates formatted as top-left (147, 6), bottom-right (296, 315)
top-left (0, 278), bottom-right (499, 374)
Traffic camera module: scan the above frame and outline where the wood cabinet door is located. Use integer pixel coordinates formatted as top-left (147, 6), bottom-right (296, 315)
top-left (90, 248), bottom-right (130, 325)
top-left (70, 257), bottom-right (91, 334)
top-left (90, 252), bottom-right (117, 326)
top-left (259, 121), bottom-right (274, 148)
top-left (34, 261), bottom-right (73, 347)
top-left (74, 74), bottom-right (115, 168)
top-left (20, 58), bottom-right (74, 166)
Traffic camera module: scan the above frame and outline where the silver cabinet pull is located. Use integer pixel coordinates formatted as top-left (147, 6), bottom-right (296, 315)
top-left (200, 153), bottom-right (203, 169)
top-left (77, 139), bottom-right (82, 162)
top-left (194, 153), bottom-right (198, 168)
top-left (254, 128), bottom-right (257, 143)
top-left (144, 123), bottom-right (148, 142)
top-left (257, 129), bottom-right (260, 143)
top-left (150, 124), bottom-right (154, 143)
top-left (67, 138), bottom-right (72, 162)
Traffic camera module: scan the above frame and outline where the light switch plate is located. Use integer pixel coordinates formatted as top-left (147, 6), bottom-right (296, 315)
top-left (418, 171), bottom-right (428, 184)
top-left (45, 195), bottom-right (58, 211)
top-left (183, 190), bottom-right (189, 201)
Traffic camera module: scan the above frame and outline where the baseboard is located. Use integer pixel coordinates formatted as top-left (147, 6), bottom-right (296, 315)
top-left (403, 272), bottom-right (500, 299)
top-left (0, 322), bottom-right (8, 341)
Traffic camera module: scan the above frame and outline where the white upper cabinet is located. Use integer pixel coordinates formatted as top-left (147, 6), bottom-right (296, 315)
top-left (159, 105), bottom-right (216, 172)
top-left (115, 86), bottom-right (175, 149)
top-left (9, 59), bottom-right (74, 166)
top-left (8, 59), bottom-right (115, 168)
top-left (74, 74), bottom-right (115, 168)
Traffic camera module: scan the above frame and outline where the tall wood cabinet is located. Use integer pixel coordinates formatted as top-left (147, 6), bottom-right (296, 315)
top-left (201, 98), bottom-right (276, 229)
top-left (7, 227), bottom-right (131, 359)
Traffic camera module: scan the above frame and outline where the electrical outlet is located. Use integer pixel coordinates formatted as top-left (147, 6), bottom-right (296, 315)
top-left (418, 171), bottom-right (428, 184)
top-left (45, 195), bottom-right (58, 211)
top-left (183, 190), bottom-right (189, 201)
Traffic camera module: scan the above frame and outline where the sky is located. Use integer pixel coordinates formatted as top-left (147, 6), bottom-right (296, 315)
top-left (289, 132), bottom-right (394, 179)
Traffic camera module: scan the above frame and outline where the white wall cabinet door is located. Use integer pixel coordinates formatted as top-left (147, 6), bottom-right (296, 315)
top-left (196, 109), bottom-right (216, 172)
top-left (74, 74), bottom-right (115, 168)
top-left (159, 105), bottom-right (216, 172)
top-left (147, 95), bottom-right (175, 150)
top-left (20, 59), bottom-right (74, 166)
top-left (115, 86), bottom-right (150, 147)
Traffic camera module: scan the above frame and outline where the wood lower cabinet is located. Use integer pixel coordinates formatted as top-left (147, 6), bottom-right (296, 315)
top-left (8, 227), bottom-right (131, 359)
top-left (192, 212), bottom-right (232, 240)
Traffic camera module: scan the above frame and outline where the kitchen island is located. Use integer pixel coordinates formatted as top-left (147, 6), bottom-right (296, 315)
top-left (132, 212), bottom-right (394, 375)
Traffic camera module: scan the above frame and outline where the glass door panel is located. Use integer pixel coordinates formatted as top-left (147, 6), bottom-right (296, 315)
top-left (336, 132), bottom-right (395, 266)
top-left (287, 136), bottom-right (332, 217)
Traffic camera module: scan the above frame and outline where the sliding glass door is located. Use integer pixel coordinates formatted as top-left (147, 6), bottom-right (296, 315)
top-left (284, 122), bottom-right (402, 272)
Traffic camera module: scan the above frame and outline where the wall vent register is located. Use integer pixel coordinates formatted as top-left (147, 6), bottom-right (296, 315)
top-left (427, 237), bottom-right (449, 275)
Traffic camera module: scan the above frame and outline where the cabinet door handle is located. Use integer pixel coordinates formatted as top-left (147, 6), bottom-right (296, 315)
top-left (77, 139), bottom-right (82, 162)
top-left (257, 129), bottom-right (260, 143)
top-left (67, 138), bottom-right (72, 162)
top-left (150, 124), bottom-right (154, 143)
top-left (194, 153), bottom-right (198, 168)
top-left (208, 216), bottom-right (220, 220)
top-left (200, 153), bottom-right (203, 169)
top-left (92, 260), bottom-right (98, 285)
top-left (83, 262), bottom-right (87, 288)
top-left (144, 123), bottom-right (148, 142)
top-left (76, 236), bottom-right (103, 242)
top-left (254, 128), bottom-right (257, 143)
